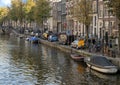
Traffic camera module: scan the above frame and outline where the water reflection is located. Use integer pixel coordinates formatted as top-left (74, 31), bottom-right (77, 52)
top-left (0, 35), bottom-right (120, 85)
top-left (77, 62), bottom-right (86, 74)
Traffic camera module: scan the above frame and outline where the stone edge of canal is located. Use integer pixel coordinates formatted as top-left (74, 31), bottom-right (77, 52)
top-left (38, 39), bottom-right (120, 71)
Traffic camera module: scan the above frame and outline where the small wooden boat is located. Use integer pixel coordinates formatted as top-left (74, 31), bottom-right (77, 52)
top-left (84, 56), bottom-right (118, 74)
top-left (70, 53), bottom-right (84, 61)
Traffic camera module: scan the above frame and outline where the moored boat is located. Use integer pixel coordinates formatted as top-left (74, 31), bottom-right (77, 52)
top-left (70, 53), bottom-right (84, 61)
top-left (29, 36), bottom-right (39, 44)
top-left (84, 56), bottom-right (118, 74)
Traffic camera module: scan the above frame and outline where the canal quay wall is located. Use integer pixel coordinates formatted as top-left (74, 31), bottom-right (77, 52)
top-left (10, 29), bottom-right (120, 70)
top-left (39, 39), bottom-right (120, 69)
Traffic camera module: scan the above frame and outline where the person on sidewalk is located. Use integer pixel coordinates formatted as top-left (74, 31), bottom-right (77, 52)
top-left (87, 38), bottom-right (91, 52)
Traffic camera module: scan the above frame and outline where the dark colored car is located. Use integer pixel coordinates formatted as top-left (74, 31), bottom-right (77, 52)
top-left (48, 34), bottom-right (58, 42)
top-left (33, 29), bottom-right (41, 38)
top-left (66, 35), bottom-right (75, 45)
top-left (42, 31), bottom-right (53, 40)
top-left (71, 39), bottom-right (85, 49)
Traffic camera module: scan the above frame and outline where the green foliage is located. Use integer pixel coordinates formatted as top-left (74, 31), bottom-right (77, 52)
top-left (104, 0), bottom-right (120, 20)
top-left (110, 0), bottom-right (120, 20)
top-left (8, 0), bottom-right (51, 25)
top-left (8, 0), bottom-right (25, 22)
top-left (72, 0), bottom-right (92, 25)
top-left (71, 0), bottom-right (92, 39)
top-left (23, 0), bottom-right (36, 22)
top-left (34, 0), bottom-right (51, 25)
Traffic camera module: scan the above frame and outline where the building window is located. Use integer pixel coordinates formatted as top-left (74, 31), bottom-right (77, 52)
top-left (105, 9), bottom-right (108, 16)
top-left (94, 28), bottom-right (96, 36)
top-left (99, 22), bottom-right (102, 27)
top-left (100, 28), bottom-right (101, 39)
top-left (109, 21), bottom-right (112, 27)
top-left (94, 16), bottom-right (96, 26)
top-left (93, 3), bottom-right (96, 12)
top-left (99, 9), bottom-right (102, 17)
top-left (99, 5), bottom-right (103, 18)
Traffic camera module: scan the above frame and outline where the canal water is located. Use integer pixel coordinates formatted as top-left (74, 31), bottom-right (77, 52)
top-left (0, 35), bottom-right (120, 85)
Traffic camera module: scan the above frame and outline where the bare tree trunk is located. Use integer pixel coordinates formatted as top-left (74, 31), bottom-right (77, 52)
top-left (86, 25), bottom-right (89, 41)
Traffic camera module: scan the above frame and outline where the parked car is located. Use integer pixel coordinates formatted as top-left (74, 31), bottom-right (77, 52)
top-left (29, 36), bottom-right (39, 44)
top-left (42, 32), bottom-right (48, 39)
top-left (71, 39), bottom-right (85, 49)
top-left (33, 29), bottom-right (41, 38)
top-left (42, 31), bottom-right (53, 40)
top-left (66, 35), bottom-right (75, 45)
top-left (48, 34), bottom-right (58, 42)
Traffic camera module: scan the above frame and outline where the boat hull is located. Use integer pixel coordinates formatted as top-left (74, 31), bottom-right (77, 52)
top-left (70, 54), bottom-right (84, 61)
top-left (84, 56), bottom-right (118, 74)
top-left (87, 63), bottom-right (118, 74)
top-left (31, 40), bottom-right (39, 44)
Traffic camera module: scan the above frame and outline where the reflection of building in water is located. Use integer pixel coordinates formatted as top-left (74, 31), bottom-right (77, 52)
top-left (41, 45), bottom-right (49, 59)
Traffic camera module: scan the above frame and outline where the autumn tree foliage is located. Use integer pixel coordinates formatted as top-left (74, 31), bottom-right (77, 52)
top-left (0, 0), bottom-right (51, 30)
top-left (34, 0), bottom-right (51, 26)
top-left (24, 0), bottom-right (36, 22)
top-left (0, 7), bottom-right (9, 25)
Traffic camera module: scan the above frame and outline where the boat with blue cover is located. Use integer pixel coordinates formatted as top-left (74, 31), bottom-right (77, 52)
top-left (29, 36), bottom-right (39, 43)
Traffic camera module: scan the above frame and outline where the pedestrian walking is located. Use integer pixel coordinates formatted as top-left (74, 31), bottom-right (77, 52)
top-left (89, 43), bottom-right (93, 52)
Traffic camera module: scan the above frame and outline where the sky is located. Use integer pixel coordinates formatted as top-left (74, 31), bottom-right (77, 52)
top-left (0, 0), bottom-right (11, 7)
top-left (0, 0), bottom-right (61, 7)
top-left (0, 0), bottom-right (27, 7)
